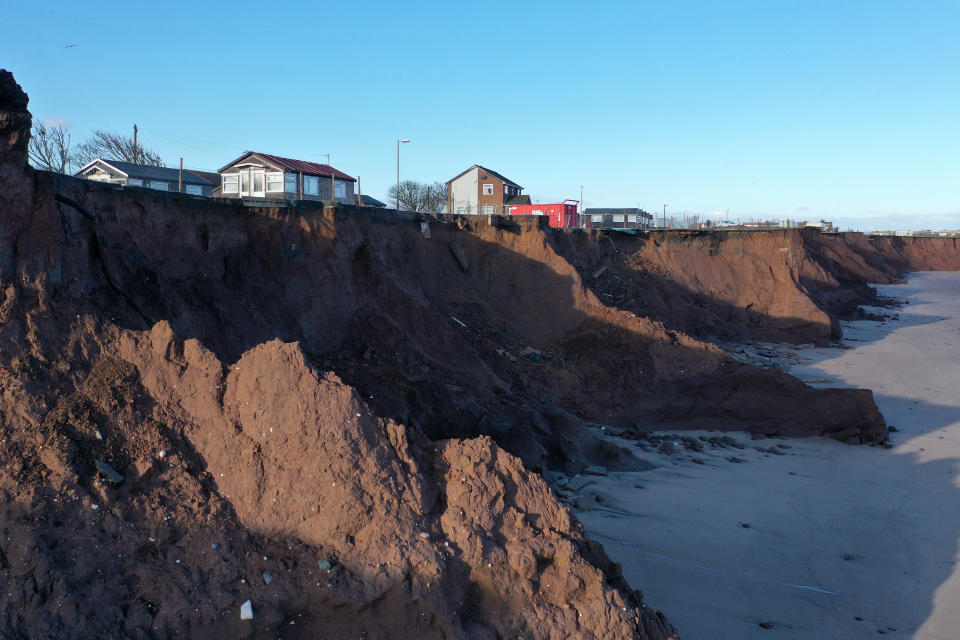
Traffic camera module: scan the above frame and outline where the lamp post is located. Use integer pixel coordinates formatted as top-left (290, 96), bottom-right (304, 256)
top-left (396, 138), bottom-right (410, 212)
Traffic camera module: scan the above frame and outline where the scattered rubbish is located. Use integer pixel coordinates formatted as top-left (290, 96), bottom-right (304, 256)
top-left (591, 265), bottom-right (608, 279)
top-left (727, 456), bottom-right (746, 464)
top-left (94, 459), bottom-right (124, 484)
top-left (94, 430), bottom-right (103, 440)
top-left (451, 316), bottom-right (469, 330)
top-left (887, 425), bottom-right (898, 432)
top-left (566, 475), bottom-right (593, 492)
top-left (263, 572), bottom-right (273, 584)
top-left (448, 241), bottom-right (470, 272)
top-left (211, 543), bottom-right (219, 550)
top-left (240, 600), bottom-right (253, 620)
top-left (419, 221), bottom-right (431, 239)
top-left (318, 559), bottom-right (332, 572)
top-left (583, 465), bottom-right (607, 476)
top-left (518, 346), bottom-right (542, 363)
top-left (418, 532), bottom-right (430, 539)
top-left (758, 621), bottom-right (774, 629)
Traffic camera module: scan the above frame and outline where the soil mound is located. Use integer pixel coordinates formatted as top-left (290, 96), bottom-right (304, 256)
top-left (0, 69), bottom-right (682, 639)
top-left (5, 65), bottom-right (957, 638)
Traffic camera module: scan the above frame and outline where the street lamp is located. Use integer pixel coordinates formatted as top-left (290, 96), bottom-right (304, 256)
top-left (396, 138), bottom-right (410, 212)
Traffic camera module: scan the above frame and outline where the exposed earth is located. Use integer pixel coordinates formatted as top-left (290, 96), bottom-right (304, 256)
top-left (2, 68), bottom-right (959, 638)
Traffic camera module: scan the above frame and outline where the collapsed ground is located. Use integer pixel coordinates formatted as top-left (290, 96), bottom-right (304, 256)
top-left (3, 68), bottom-right (960, 639)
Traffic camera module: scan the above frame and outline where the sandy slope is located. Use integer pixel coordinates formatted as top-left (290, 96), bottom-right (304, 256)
top-left (574, 271), bottom-right (960, 639)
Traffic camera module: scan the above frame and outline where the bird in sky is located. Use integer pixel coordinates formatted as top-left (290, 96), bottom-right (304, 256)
top-left (64, 44), bottom-right (79, 48)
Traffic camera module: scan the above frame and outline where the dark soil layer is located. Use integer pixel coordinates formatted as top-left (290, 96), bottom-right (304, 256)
top-left (2, 68), bottom-right (958, 639)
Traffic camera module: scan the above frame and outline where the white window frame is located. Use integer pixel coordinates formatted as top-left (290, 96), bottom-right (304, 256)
top-left (482, 183), bottom-right (494, 195)
top-left (222, 174), bottom-right (239, 193)
top-left (334, 180), bottom-right (346, 198)
top-left (591, 215), bottom-right (603, 222)
top-left (613, 215), bottom-right (625, 223)
top-left (266, 171), bottom-right (284, 192)
top-left (481, 204), bottom-right (494, 215)
top-left (252, 170), bottom-right (265, 197)
top-left (303, 175), bottom-right (319, 196)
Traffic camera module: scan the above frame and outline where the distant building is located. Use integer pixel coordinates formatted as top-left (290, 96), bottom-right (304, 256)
top-left (357, 194), bottom-right (387, 207)
top-left (217, 151), bottom-right (355, 202)
top-left (582, 208), bottom-right (655, 229)
top-left (446, 165), bottom-right (527, 216)
top-left (509, 201), bottom-right (580, 229)
top-left (74, 159), bottom-right (220, 195)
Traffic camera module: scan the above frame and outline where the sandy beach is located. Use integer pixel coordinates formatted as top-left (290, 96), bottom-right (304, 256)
top-left (576, 271), bottom-right (960, 639)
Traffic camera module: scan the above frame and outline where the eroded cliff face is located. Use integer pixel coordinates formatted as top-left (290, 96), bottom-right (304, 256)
top-left (2, 65), bottom-right (956, 639)
top-left (0, 70), bottom-right (679, 639)
top-left (554, 227), bottom-right (960, 347)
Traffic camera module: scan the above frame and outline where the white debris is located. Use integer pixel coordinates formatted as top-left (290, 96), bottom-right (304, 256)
top-left (158, 450), bottom-right (167, 459)
top-left (240, 600), bottom-right (253, 620)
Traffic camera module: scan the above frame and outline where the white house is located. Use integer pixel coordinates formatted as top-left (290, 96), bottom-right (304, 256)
top-left (217, 151), bottom-right (356, 202)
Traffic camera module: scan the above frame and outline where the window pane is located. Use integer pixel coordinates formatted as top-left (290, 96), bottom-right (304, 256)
top-left (223, 174), bottom-right (238, 192)
top-left (267, 172), bottom-right (283, 191)
top-left (240, 173), bottom-right (249, 192)
top-left (149, 181), bottom-right (169, 191)
top-left (482, 204), bottom-right (493, 215)
top-left (304, 176), bottom-right (319, 195)
top-left (127, 178), bottom-right (144, 187)
top-left (335, 180), bottom-right (346, 198)
top-left (284, 173), bottom-right (297, 192)
top-left (613, 215), bottom-right (624, 223)
top-left (591, 215), bottom-right (603, 222)
top-left (482, 184), bottom-right (493, 195)
top-left (186, 184), bottom-right (203, 195)
top-left (253, 172), bottom-right (264, 192)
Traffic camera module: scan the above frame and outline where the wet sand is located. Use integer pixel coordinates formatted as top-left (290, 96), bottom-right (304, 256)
top-left (577, 271), bottom-right (960, 639)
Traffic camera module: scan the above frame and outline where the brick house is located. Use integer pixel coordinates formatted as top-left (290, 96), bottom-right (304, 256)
top-left (446, 165), bottom-right (529, 216)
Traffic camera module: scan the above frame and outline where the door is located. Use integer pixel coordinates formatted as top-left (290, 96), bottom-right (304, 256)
top-left (251, 170), bottom-right (265, 198)
top-left (239, 169), bottom-right (266, 197)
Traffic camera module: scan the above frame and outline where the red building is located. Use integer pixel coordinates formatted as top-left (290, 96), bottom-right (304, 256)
top-left (507, 200), bottom-right (579, 228)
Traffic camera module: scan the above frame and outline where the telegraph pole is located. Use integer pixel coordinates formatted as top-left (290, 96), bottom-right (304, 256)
top-left (133, 124), bottom-right (138, 164)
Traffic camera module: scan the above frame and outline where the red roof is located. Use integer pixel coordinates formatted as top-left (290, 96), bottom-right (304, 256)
top-left (223, 151), bottom-right (356, 181)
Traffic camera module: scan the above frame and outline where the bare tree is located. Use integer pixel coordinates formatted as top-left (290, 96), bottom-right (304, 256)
top-left (75, 129), bottom-right (164, 167)
top-left (387, 180), bottom-right (447, 213)
top-left (28, 120), bottom-right (73, 173)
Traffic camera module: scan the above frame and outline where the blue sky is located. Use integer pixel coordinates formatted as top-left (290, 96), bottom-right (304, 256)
top-left (2, 0), bottom-right (958, 230)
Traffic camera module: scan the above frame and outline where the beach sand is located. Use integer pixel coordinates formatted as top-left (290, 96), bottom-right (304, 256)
top-left (575, 271), bottom-right (960, 639)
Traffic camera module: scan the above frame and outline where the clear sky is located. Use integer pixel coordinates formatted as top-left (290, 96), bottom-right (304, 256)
top-left (2, 0), bottom-right (957, 230)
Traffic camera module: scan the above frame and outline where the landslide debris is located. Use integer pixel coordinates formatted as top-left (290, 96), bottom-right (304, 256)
top-left (0, 69), bottom-right (682, 640)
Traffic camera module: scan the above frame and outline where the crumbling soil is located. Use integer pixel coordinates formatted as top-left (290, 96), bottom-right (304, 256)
top-left (2, 67), bottom-right (959, 639)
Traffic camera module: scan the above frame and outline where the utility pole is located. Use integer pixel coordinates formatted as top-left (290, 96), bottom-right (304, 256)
top-left (396, 138), bottom-right (410, 212)
top-left (133, 124), bottom-right (138, 164)
top-left (178, 157), bottom-right (183, 192)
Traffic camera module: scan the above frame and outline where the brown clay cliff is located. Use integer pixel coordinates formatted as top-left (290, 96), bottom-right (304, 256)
top-left (2, 67), bottom-right (958, 638)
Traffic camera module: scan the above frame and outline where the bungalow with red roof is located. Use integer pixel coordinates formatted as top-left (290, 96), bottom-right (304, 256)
top-left (217, 151), bottom-right (356, 203)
